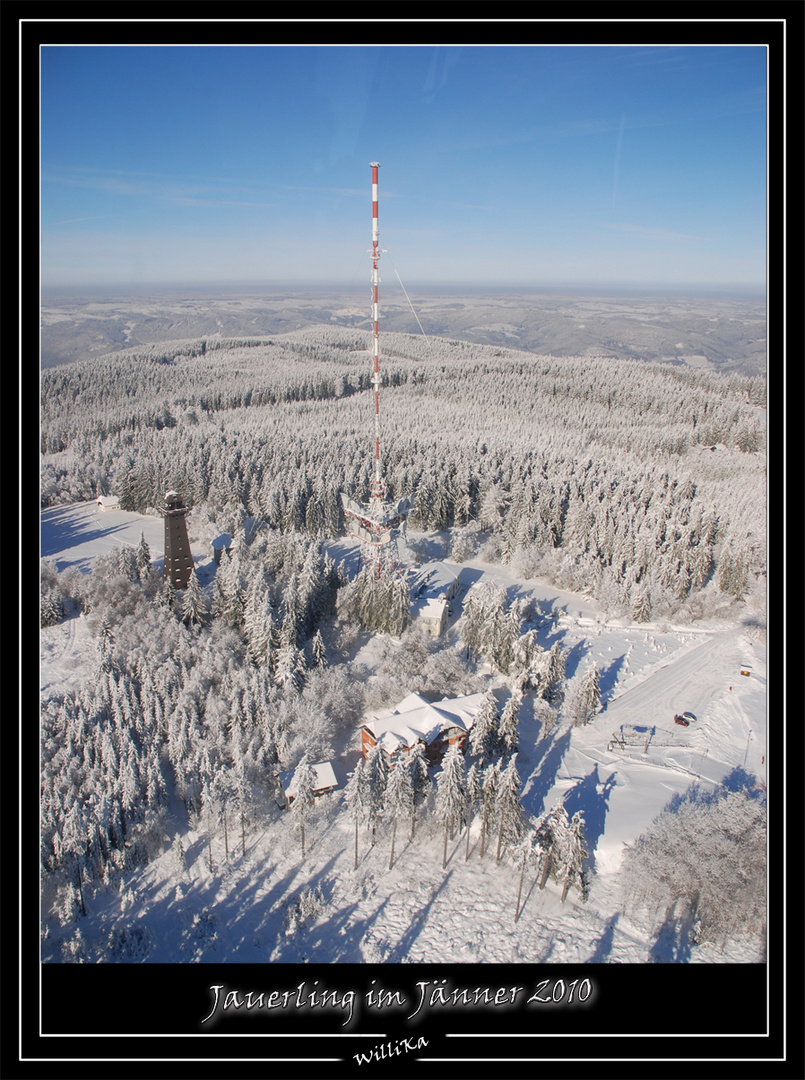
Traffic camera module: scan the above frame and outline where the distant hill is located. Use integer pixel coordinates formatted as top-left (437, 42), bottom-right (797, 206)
top-left (40, 288), bottom-right (767, 377)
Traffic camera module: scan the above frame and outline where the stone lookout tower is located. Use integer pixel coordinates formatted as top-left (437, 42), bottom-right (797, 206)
top-left (159, 490), bottom-right (194, 589)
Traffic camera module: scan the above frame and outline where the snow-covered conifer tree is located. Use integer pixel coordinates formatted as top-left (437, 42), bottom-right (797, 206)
top-left (282, 571), bottom-right (303, 645)
top-left (181, 569), bottom-right (208, 626)
top-left (478, 760), bottom-right (499, 859)
top-left (511, 628), bottom-right (544, 693)
top-left (343, 758), bottom-right (368, 870)
top-left (95, 617), bottom-right (116, 676)
top-left (543, 642), bottom-right (566, 702)
top-left (117, 546), bottom-right (139, 582)
top-left (408, 741), bottom-right (430, 841)
top-left (364, 743), bottom-right (388, 845)
top-left (532, 698), bottom-right (557, 741)
top-left (230, 746), bottom-right (251, 858)
top-left (200, 777), bottom-right (220, 872)
top-left (310, 628), bottom-right (327, 668)
top-left (535, 804), bottom-right (571, 890)
top-left (384, 757), bottom-right (415, 870)
top-left (289, 755), bottom-right (317, 859)
top-left (498, 690), bottom-right (521, 755)
top-left (464, 761), bottom-right (482, 861)
top-left (246, 591), bottom-right (276, 668)
top-left (171, 835), bottom-right (187, 875)
top-left (274, 620), bottom-right (306, 691)
top-left (469, 690), bottom-right (499, 762)
top-left (580, 662), bottom-right (601, 724)
top-left (561, 811), bottom-right (589, 902)
top-left (563, 667), bottom-right (597, 728)
top-left (40, 588), bottom-right (65, 628)
top-left (434, 743), bottom-right (467, 868)
top-left (631, 582), bottom-right (652, 623)
top-left (512, 826), bottom-right (541, 922)
top-left (135, 532), bottom-right (152, 576)
top-left (212, 549), bottom-right (245, 628)
top-left (494, 754), bottom-right (523, 864)
top-left (158, 576), bottom-right (177, 615)
top-left (492, 600), bottom-right (521, 674)
top-left (388, 574), bottom-right (412, 637)
top-left (460, 588), bottom-right (485, 662)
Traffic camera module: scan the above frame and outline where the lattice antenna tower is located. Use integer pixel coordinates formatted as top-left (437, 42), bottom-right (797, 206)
top-left (341, 162), bottom-right (413, 574)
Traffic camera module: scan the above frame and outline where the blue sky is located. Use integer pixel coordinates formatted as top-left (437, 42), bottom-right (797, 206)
top-left (40, 45), bottom-right (768, 293)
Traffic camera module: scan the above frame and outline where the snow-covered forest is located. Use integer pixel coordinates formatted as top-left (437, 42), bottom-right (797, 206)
top-left (41, 327), bottom-right (766, 616)
top-left (39, 325), bottom-right (767, 965)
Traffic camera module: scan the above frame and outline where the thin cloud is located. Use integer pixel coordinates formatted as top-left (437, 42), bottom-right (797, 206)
top-left (285, 185), bottom-right (367, 198)
top-left (47, 213), bottom-right (129, 227)
top-left (42, 165), bottom-right (273, 208)
top-left (598, 221), bottom-right (706, 242)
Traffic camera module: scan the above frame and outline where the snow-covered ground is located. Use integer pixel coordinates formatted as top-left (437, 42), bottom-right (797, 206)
top-left (40, 503), bottom-right (767, 965)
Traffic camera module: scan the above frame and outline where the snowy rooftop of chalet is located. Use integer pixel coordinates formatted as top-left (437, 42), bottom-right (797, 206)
top-left (363, 691), bottom-right (485, 752)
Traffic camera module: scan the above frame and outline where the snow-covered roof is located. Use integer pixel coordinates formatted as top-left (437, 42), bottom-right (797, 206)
top-left (364, 691), bottom-right (484, 749)
top-left (393, 692), bottom-right (431, 714)
top-left (411, 597), bottom-right (448, 623)
top-left (279, 761), bottom-right (338, 798)
top-left (374, 724), bottom-right (428, 755)
top-left (97, 495), bottom-right (120, 507)
top-left (431, 692), bottom-right (486, 731)
top-left (367, 703), bottom-right (459, 745)
top-left (411, 562), bottom-right (461, 600)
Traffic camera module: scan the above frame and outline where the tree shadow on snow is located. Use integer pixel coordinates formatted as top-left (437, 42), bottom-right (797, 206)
top-left (661, 764), bottom-right (764, 817)
top-left (385, 869), bottom-right (456, 963)
top-left (40, 504), bottom-right (134, 558)
top-left (273, 854), bottom-right (369, 963)
top-left (561, 764), bottom-right (617, 876)
top-left (521, 726), bottom-right (572, 819)
top-left (586, 913), bottom-right (620, 963)
top-left (648, 903), bottom-right (696, 964)
top-left (597, 653), bottom-right (627, 705)
top-left (558, 639), bottom-right (590, 682)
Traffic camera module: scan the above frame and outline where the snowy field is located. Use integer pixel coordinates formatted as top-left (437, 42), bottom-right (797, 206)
top-left (40, 502), bottom-right (767, 966)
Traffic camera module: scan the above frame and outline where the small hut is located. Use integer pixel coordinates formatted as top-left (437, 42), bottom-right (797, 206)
top-left (277, 761), bottom-right (339, 808)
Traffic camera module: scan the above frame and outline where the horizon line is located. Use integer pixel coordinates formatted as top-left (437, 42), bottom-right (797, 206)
top-left (40, 280), bottom-right (767, 300)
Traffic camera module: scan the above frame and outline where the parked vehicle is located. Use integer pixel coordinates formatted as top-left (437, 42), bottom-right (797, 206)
top-left (681, 711), bottom-right (697, 722)
top-left (674, 715), bottom-right (690, 727)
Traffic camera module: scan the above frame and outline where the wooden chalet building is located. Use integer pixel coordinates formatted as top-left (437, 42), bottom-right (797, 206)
top-left (361, 691), bottom-right (486, 766)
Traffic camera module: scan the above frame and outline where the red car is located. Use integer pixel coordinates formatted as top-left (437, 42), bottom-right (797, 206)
top-left (674, 715), bottom-right (690, 727)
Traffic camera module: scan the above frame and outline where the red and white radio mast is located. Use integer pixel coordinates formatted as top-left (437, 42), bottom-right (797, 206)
top-left (341, 162), bottom-right (412, 573)
top-left (370, 161), bottom-right (384, 502)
